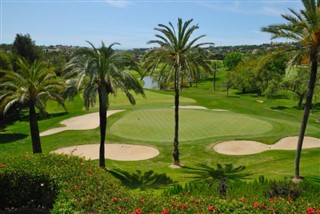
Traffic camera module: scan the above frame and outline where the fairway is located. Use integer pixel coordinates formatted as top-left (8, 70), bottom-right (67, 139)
top-left (110, 109), bottom-right (273, 143)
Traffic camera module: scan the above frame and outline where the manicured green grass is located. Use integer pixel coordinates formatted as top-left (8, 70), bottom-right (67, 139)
top-left (110, 109), bottom-right (273, 143)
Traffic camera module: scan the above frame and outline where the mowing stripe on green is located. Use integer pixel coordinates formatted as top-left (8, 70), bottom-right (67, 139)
top-left (110, 109), bottom-right (273, 143)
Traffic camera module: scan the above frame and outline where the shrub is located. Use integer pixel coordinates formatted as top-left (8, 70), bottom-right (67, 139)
top-left (1, 155), bottom-right (320, 213)
top-left (0, 169), bottom-right (58, 211)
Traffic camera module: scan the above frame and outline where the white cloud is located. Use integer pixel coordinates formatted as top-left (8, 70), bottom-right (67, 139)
top-left (105, 0), bottom-right (131, 8)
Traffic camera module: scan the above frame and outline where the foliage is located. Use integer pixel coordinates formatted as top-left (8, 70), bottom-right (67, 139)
top-left (223, 52), bottom-right (243, 71)
top-left (0, 52), bottom-right (12, 71)
top-left (262, 0), bottom-right (320, 179)
top-left (0, 58), bottom-right (65, 153)
top-left (227, 52), bottom-right (288, 96)
top-left (64, 41), bottom-right (145, 167)
top-left (0, 169), bottom-right (58, 211)
top-left (144, 18), bottom-right (212, 165)
top-left (12, 33), bottom-right (42, 63)
top-left (1, 154), bottom-right (320, 213)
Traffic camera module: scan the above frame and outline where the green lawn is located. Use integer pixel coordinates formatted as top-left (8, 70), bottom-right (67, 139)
top-left (110, 109), bottom-right (273, 143)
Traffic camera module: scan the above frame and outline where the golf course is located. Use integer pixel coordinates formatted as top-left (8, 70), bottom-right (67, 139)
top-left (1, 71), bottom-right (320, 213)
top-left (1, 1), bottom-right (320, 211)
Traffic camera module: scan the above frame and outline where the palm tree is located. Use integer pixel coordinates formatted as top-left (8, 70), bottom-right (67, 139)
top-left (0, 58), bottom-right (65, 153)
top-left (64, 41), bottom-right (145, 168)
top-left (144, 18), bottom-right (213, 166)
top-left (262, 0), bottom-right (320, 179)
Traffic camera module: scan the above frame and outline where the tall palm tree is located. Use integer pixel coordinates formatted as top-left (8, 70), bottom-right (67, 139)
top-left (0, 58), bottom-right (65, 153)
top-left (144, 18), bottom-right (213, 166)
top-left (262, 0), bottom-right (320, 179)
top-left (64, 41), bottom-right (145, 168)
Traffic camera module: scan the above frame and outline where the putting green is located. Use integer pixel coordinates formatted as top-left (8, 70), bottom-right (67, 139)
top-left (110, 109), bottom-right (273, 143)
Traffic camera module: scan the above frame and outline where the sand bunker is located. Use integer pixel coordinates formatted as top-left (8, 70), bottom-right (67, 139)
top-left (172, 105), bottom-right (208, 109)
top-left (52, 144), bottom-right (160, 161)
top-left (40, 110), bottom-right (124, 136)
top-left (214, 136), bottom-right (320, 155)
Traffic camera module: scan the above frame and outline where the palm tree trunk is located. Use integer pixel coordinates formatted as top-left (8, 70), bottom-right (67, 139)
top-left (297, 93), bottom-right (305, 109)
top-left (173, 68), bottom-right (180, 165)
top-left (29, 102), bottom-right (42, 154)
top-left (294, 49), bottom-right (318, 179)
top-left (98, 85), bottom-right (108, 168)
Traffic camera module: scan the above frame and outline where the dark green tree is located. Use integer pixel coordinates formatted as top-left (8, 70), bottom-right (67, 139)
top-left (144, 18), bottom-right (213, 165)
top-left (64, 41), bottom-right (145, 168)
top-left (262, 0), bottom-right (320, 179)
top-left (12, 34), bottom-right (41, 63)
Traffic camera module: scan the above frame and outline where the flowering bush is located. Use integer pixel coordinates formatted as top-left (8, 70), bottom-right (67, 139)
top-left (1, 154), bottom-right (320, 213)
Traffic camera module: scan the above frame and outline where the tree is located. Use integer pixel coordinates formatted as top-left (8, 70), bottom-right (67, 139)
top-left (64, 41), bottom-right (145, 168)
top-left (12, 34), bottom-right (42, 63)
top-left (223, 52), bottom-right (243, 71)
top-left (282, 66), bottom-right (310, 108)
top-left (262, 0), bottom-right (320, 180)
top-left (144, 18), bottom-right (213, 165)
top-left (0, 52), bottom-right (12, 71)
top-left (0, 58), bottom-right (65, 153)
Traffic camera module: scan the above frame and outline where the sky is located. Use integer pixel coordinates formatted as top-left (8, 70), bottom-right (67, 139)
top-left (0, 0), bottom-right (303, 49)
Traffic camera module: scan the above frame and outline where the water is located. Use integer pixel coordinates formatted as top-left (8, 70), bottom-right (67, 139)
top-left (142, 76), bottom-right (158, 89)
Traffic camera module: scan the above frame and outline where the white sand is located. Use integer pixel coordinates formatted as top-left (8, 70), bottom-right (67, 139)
top-left (52, 144), bottom-right (160, 161)
top-left (214, 136), bottom-right (320, 155)
top-left (40, 110), bottom-right (124, 136)
top-left (172, 105), bottom-right (208, 109)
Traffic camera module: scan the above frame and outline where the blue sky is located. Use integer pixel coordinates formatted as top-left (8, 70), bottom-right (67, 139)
top-left (0, 0), bottom-right (302, 49)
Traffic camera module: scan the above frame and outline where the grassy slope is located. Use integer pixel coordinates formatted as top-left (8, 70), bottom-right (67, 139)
top-left (1, 66), bottom-right (320, 187)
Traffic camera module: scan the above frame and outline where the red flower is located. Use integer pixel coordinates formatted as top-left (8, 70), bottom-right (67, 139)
top-left (161, 209), bottom-right (170, 214)
top-left (135, 208), bottom-right (142, 214)
top-left (260, 204), bottom-right (266, 209)
top-left (113, 197), bottom-right (118, 203)
top-left (307, 208), bottom-right (315, 214)
top-left (87, 195), bottom-right (92, 199)
top-left (194, 199), bottom-right (200, 203)
top-left (0, 164), bottom-right (5, 168)
top-left (240, 197), bottom-right (245, 201)
top-left (85, 201), bottom-right (89, 205)
top-left (270, 198), bottom-right (276, 202)
top-left (288, 197), bottom-right (293, 201)
top-left (131, 212), bottom-right (137, 214)
top-left (316, 210), bottom-right (320, 213)
top-left (180, 204), bottom-right (187, 209)
top-left (208, 205), bottom-right (215, 212)
top-left (140, 199), bottom-right (145, 204)
top-left (25, 154), bottom-right (30, 158)
top-left (253, 202), bottom-right (259, 208)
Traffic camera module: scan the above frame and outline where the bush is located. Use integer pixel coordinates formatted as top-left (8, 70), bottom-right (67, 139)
top-left (0, 169), bottom-right (58, 211)
top-left (1, 155), bottom-right (320, 213)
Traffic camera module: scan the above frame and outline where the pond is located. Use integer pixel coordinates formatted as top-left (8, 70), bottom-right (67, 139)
top-left (142, 76), bottom-right (158, 89)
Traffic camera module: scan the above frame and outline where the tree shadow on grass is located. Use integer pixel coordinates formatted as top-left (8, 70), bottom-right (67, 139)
top-left (0, 133), bottom-right (28, 144)
top-left (110, 169), bottom-right (176, 190)
top-left (271, 106), bottom-right (289, 110)
top-left (306, 176), bottom-right (320, 184)
top-left (182, 163), bottom-right (251, 182)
